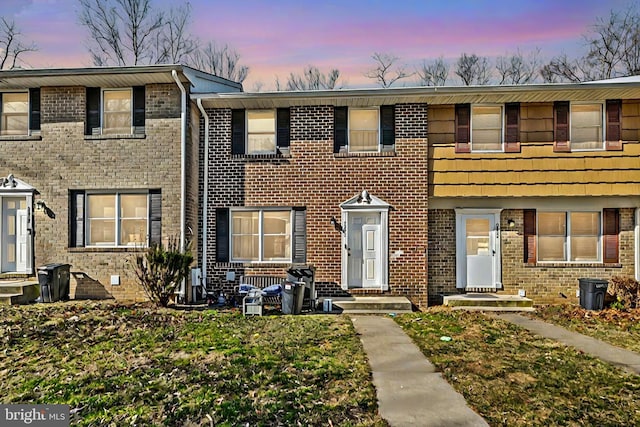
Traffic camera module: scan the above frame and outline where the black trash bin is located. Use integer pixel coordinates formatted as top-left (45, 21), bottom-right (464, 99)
top-left (287, 266), bottom-right (316, 312)
top-left (37, 264), bottom-right (71, 302)
top-left (281, 280), bottom-right (305, 315)
top-left (578, 278), bottom-right (608, 310)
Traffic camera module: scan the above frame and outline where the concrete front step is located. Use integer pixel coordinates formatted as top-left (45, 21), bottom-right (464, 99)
top-left (319, 296), bottom-right (413, 314)
top-left (443, 293), bottom-right (534, 312)
top-left (0, 280), bottom-right (39, 305)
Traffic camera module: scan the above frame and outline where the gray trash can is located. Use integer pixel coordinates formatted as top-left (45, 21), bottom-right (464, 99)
top-left (578, 278), bottom-right (608, 310)
top-left (287, 266), bottom-right (316, 312)
top-left (37, 263), bottom-right (71, 302)
top-left (281, 280), bottom-right (305, 315)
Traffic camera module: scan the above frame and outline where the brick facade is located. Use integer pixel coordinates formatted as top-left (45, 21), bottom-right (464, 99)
top-left (0, 83), bottom-right (189, 301)
top-left (204, 103), bottom-right (430, 308)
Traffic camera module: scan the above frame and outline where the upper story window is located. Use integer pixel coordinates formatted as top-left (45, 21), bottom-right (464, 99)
top-left (471, 105), bottom-right (503, 152)
top-left (554, 100), bottom-right (621, 152)
top-left (231, 108), bottom-right (290, 155)
top-left (455, 103), bottom-right (520, 153)
top-left (334, 105), bottom-right (395, 154)
top-left (69, 189), bottom-right (161, 248)
top-left (0, 90), bottom-right (40, 137)
top-left (86, 86), bottom-right (145, 136)
top-left (570, 103), bottom-right (603, 150)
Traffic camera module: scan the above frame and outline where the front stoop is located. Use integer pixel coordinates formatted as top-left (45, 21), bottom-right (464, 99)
top-left (0, 279), bottom-right (40, 305)
top-left (319, 296), bottom-right (413, 314)
top-left (443, 293), bottom-right (534, 312)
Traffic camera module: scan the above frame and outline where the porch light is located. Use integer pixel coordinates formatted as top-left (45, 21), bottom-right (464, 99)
top-left (507, 219), bottom-right (516, 228)
top-left (330, 216), bottom-right (344, 234)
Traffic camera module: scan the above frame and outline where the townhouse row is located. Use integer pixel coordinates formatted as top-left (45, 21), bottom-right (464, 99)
top-left (1, 65), bottom-right (638, 308)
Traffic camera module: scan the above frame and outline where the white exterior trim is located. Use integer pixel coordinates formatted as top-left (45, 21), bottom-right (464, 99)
top-left (636, 208), bottom-right (639, 281)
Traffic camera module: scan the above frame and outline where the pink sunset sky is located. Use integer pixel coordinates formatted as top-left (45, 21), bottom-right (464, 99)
top-left (3, 0), bottom-right (635, 89)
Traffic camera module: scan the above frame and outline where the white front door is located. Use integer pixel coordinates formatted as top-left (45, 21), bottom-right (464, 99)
top-left (456, 210), bottom-right (502, 289)
top-left (347, 212), bottom-right (381, 288)
top-left (2, 198), bottom-right (28, 273)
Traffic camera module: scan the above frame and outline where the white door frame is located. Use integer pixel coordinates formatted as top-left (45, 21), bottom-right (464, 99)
top-left (455, 208), bottom-right (502, 289)
top-left (0, 194), bottom-right (34, 274)
top-left (339, 192), bottom-right (390, 291)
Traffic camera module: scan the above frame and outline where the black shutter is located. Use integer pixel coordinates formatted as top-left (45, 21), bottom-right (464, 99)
top-left (292, 207), bottom-right (307, 264)
top-left (603, 208), bottom-right (619, 264)
top-left (69, 191), bottom-right (85, 248)
top-left (149, 189), bottom-right (162, 246)
top-left (606, 99), bottom-right (622, 151)
top-left (504, 102), bottom-right (520, 152)
top-left (334, 106), bottom-right (347, 153)
top-left (133, 86), bottom-right (145, 128)
top-left (29, 88), bottom-right (41, 131)
top-left (231, 109), bottom-right (245, 155)
top-left (277, 108), bottom-right (291, 150)
top-left (86, 87), bottom-right (100, 135)
top-left (554, 101), bottom-right (570, 152)
top-left (455, 104), bottom-right (471, 153)
top-left (523, 209), bottom-right (536, 263)
top-left (380, 105), bottom-right (395, 148)
top-left (216, 208), bottom-right (230, 262)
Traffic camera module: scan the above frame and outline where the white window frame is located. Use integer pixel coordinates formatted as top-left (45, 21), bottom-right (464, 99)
top-left (1, 92), bottom-right (29, 136)
top-left (230, 208), bottom-right (293, 263)
top-left (570, 101), bottom-right (605, 151)
top-left (471, 104), bottom-right (504, 153)
top-left (246, 109), bottom-right (277, 155)
top-left (85, 191), bottom-right (149, 248)
top-left (537, 209), bottom-right (602, 263)
top-left (348, 107), bottom-right (380, 153)
top-left (101, 88), bottom-right (133, 135)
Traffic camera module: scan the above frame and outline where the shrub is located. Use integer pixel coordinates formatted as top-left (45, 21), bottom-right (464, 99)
top-left (608, 276), bottom-right (640, 309)
top-left (134, 239), bottom-right (193, 307)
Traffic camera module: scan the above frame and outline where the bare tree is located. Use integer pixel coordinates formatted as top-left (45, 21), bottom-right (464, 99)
top-left (156, 3), bottom-right (198, 64)
top-left (416, 56), bottom-right (449, 86)
top-left (78, 0), bottom-right (165, 65)
top-left (455, 53), bottom-right (491, 85)
top-left (0, 17), bottom-right (37, 69)
top-left (284, 65), bottom-right (341, 90)
top-left (496, 48), bottom-right (541, 85)
top-left (365, 52), bottom-right (412, 88)
top-left (189, 42), bottom-right (249, 83)
top-left (542, 6), bottom-right (640, 82)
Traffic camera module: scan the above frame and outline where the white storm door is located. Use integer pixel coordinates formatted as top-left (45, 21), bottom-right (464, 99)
top-left (347, 215), bottom-right (364, 287)
top-left (362, 224), bottom-right (381, 287)
top-left (464, 215), bottom-right (495, 287)
top-left (16, 209), bottom-right (28, 272)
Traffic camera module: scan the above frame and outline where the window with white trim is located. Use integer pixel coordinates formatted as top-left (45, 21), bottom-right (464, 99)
top-left (570, 103), bottom-right (604, 150)
top-left (1, 92), bottom-right (29, 135)
top-left (471, 105), bottom-right (503, 151)
top-left (87, 193), bottom-right (148, 247)
top-left (102, 89), bottom-right (132, 135)
top-left (349, 108), bottom-right (379, 152)
top-left (538, 211), bottom-right (600, 262)
top-left (247, 110), bottom-right (276, 154)
top-left (231, 209), bottom-right (291, 262)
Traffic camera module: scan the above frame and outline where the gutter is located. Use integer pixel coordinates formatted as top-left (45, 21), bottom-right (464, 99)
top-left (196, 98), bottom-right (209, 284)
top-left (171, 71), bottom-right (187, 251)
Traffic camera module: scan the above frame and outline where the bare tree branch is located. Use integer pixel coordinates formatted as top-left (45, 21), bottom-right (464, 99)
top-left (495, 48), bottom-right (541, 85)
top-left (416, 56), bottom-right (449, 86)
top-left (188, 41), bottom-right (249, 83)
top-left (0, 17), bottom-right (37, 69)
top-left (284, 65), bottom-right (341, 90)
top-left (364, 52), bottom-right (412, 88)
top-left (156, 3), bottom-right (198, 64)
top-left (455, 53), bottom-right (491, 85)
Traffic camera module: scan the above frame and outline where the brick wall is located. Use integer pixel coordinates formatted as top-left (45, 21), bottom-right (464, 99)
top-left (427, 209), bottom-right (456, 305)
top-left (0, 83), bottom-right (185, 302)
top-left (204, 103), bottom-right (430, 308)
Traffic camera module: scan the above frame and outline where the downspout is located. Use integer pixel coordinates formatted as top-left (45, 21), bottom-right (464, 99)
top-left (171, 69), bottom-right (187, 253)
top-left (196, 98), bottom-right (209, 284)
top-left (172, 70), bottom-right (187, 301)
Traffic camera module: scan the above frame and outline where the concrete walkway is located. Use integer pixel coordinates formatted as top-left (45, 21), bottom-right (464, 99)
top-left (351, 315), bottom-right (488, 427)
top-left (496, 313), bottom-right (640, 375)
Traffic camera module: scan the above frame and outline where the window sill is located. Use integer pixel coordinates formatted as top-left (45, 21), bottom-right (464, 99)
top-left (85, 134), bottom-right (146, 140)
top-left (525, 262), bottom-right (622, 268)
top-left (232, 153), bottom-right (292, 160)
top-left (0, 135), bottom-right (42, 141)
top-left (334, 151), bottom-right (397, 158)
top-left (229, 261), bottom-right (293, 267)
top-left (68, 246), bottom-right (147, 253)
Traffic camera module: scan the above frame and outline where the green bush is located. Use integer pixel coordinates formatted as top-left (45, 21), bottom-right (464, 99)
top-left (608, 276), bottom-right (640, 309)
top-left (133, 239), bottom-right (193, 307)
